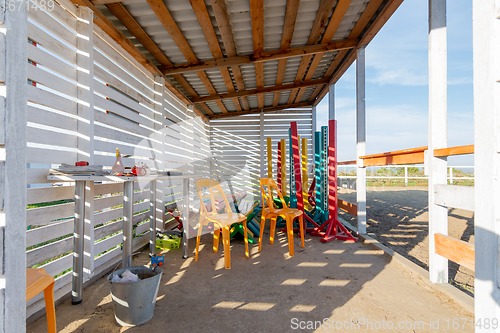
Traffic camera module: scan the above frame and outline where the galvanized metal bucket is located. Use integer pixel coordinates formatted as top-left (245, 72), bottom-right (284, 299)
top-left (108, 266), bottom-right (163, 327)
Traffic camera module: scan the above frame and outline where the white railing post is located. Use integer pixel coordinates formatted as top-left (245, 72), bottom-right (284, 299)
top-left (2, 2), bottom-right (28, 330)
top-left (259, 111), bottom-right (265, 205)
top-left (356, 46), bottom-right (367, 234)
top-left (77, 7), bottom-right (95, 279)
top-left (154, 76), bottom-right (165, 235)
top-left (405, 166), bottom-right (408, 186)
top-left (473, 0), bottom-right (500, 325)
top-left (428, 0), bottom-right (448, 284)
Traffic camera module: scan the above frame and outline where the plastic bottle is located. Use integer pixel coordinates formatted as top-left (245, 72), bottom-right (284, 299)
top-left (112, 148), bottom-right (125, 174)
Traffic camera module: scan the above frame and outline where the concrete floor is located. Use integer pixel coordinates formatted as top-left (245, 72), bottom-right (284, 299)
top-left (28, 231), bottom-right (474, 333)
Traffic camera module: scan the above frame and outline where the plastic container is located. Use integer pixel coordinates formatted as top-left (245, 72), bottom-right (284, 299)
top-left (156, 237), bottom-right (181, 250)
top-left (108, 266), bottom-right (163, 326)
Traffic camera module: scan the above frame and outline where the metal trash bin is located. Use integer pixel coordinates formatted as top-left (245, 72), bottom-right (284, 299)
top-left (108, 266), bottom-right (163, 326)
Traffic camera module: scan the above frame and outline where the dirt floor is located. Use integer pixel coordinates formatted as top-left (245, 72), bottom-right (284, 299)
top-left (338, 186), bottom-right (475, 295)
top-left (28, 229), bottom-right (474, 333)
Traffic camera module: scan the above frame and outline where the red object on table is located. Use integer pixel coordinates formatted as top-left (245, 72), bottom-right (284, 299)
top-left (75, 161), bottom-right (89, 166)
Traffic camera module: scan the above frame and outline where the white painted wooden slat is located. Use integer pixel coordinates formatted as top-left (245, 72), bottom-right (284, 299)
top-left (94, 123), bottom-right (144, 146)
top-left (26, 236), bottom-right (72, 267)
top-left (93, 25), bottom-right (153, 82)
top-left (94, 202), bottom-right (150, 229)
top-left (28, 7), bottom-right (77, 47)
top-left (27, 219), bottom-right (74, 248)
top-left (27, 43), bottom-right (76, 81)
top-left (39, 253), bottom-right (72, 277)
top-left (94, 233), bottom-right (122, 254)
top-left (135, 221), bottom-right (149, 235)
top-left (94, 80), bottom-right (154, 119)
top-left (93, 64), bottom-right (153, 107)
top-left (94, 140), bottom-right (155, 160)
top-left (94, 110), bottom-right (153, 138)
top-left (26, 147), bottom-right (77, 165)
top-left (28, 21), bottom-right (76, 64)
top-left (27, 126), bottom-right (77, 149)
top-left (94, 246), bottom-right (121, 269)
top-left (27, 185), bottom-right (74, 205)
top-left (27, 168), bottom-right (52, 184)
top-left (27, 105), bottom-right (77, 131)
top-left (94, 210), bottom-right (149, 242)
top-left (29, 0), bottom-right (77, 33)
top-left (94, 155), bottom-right (134, 168)
top-left (434, 184), bottom-right (475, 211)
top-left (26, 202), bottom-right (73, 226)
top-left (27, 64), bottom-right (77, 97)
top-left (94, 94), bottom-right (154, 128)
top-left (27, 85), bottom-right (77, 115)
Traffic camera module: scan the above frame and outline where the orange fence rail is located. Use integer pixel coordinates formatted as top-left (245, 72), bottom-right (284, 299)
top-left (337, 199), bottom-right (357, 216)
top-left (434, 233), bottom-right (475, 272)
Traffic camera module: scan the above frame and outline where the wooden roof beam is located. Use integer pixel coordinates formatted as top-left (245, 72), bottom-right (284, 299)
top-left (312, 0), bottom-right (402, 105)
top-left (250, 0), bottom-right (265, 109)
top-left (273, 0), bottom-right (300, 106)
top-left (189, 0), bottom-right (242, 112)
top-left (192, 78), bottom-right (330, 103)
top-left (160, 39), bottom-right (357, 75)
top-left (287, 0), bottom-right (336, 105)
top-left (209, 102), bottom-right (312, 120)
top-left (293, 0), bottom-right (351, 103)
top-left (103, 2), bottom-right (211, 119)
top-left (210, 0), bottom-right (250, 111)
top-left (146, 0), bottom-right (229, 114)
top-left (67, 0), bottom-right (210, 121)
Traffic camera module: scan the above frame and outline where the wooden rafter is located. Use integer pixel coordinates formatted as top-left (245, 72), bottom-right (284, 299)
top-left (103, 2), bottom-right (213, 117)
top-left (145, 0), bottom-right (229, 114)
top-left (311, 0), bottom-right (392, 105)
top-left (160, 39), bottom-right (357, 75)
top-left (293, 0), bottom-right (351, 103)
top-left (192, 78), bottom-right (330, 103)
top-left (91, 0), bottom-right (125, 4)
top-left (210, 0), bottom-right (250, 111)
top-left (273, 0), bottom-right (300, 107)
top-left (209, 102), bottom-right (312, 119)
top-left (250, 0), bottom-right (265, 109)
top-left (189, 0), bottom-right (242, 112)
top-left (67, 0), bottom-right (209, 120)
top-left (286, 0), bottom-right (336, 105)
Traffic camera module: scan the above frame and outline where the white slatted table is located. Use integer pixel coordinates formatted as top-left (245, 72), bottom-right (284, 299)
top-left (47, 174), bottom-right (202, 304)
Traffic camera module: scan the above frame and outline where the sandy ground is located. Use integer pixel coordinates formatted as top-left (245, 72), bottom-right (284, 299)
top-left (28, 229), bottom-right (474, 333)
top-left (337, 187), bottom-right (475, 295)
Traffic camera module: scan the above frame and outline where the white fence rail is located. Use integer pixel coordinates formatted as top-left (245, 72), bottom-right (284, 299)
top-left (338, 165), bottom-right (474, 186)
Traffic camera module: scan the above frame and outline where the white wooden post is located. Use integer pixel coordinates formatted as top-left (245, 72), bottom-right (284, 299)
top-left (428, 0), bottom-right (448, 284)
top-left (76, 7), bottom-right (95, 279)
top-left (356, 46), bottom-right (367, 234)
top-left (154, 76), bottom-right (165, 233)
top-left (328, 82), bottom-right (335, 120)
top-left (1, 3), bottom-right (27, 331)
top-left (473, 0), bottom-right (500, 326)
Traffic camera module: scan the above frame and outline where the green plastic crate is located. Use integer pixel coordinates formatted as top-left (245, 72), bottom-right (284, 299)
top-left (156, 237), bottom-right (181, 250)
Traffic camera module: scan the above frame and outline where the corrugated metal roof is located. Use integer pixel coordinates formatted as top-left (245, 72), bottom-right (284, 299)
top-left (95, 0), bottom-right (394, 117)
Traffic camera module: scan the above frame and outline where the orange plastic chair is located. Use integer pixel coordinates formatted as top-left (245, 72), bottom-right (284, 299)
top-left (26, 268), bottom-right (56, 333)
top-left (195, 178), bottom-right (249, 269)
top-left (259, 178), bottom-right (304, 256)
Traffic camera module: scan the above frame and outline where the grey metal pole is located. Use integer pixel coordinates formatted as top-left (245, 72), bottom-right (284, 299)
top-left (182, 178), bottom-right (189, 259)
top-left (149, 180), bottom-right (157, 255)
top-left (72, 180), bottom-right (85, 304)
top-left (123, 181), bottom-right (134, 268)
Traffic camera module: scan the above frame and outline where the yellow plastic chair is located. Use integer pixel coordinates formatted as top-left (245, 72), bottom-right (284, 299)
top-left (195, 178), bottom-right (249, 269)
top-left (26, 268), bottom-right (56, 333)
top-left (259, 178), bottom-right (305, 256)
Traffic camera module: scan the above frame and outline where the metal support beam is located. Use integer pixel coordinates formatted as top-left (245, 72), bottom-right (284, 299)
top-left (356, 46), bottom-right (367, 234)
top-left (328, 82), bottom-right (335, 120)
top-left (428, 0), bottom-right (448, 284)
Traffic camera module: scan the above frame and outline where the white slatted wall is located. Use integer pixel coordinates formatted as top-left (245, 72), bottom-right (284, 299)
top-left (210, 109), bottom-right (313, 200)
top-left (23, 0), bottom-right (209, 319)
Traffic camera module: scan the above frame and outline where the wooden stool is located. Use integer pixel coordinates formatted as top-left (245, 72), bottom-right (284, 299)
top-left (26, 268), bottom-right (56, 333)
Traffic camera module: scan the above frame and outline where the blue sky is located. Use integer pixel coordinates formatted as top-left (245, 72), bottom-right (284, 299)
top-left (315, 0), bottom-right (474, 166)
